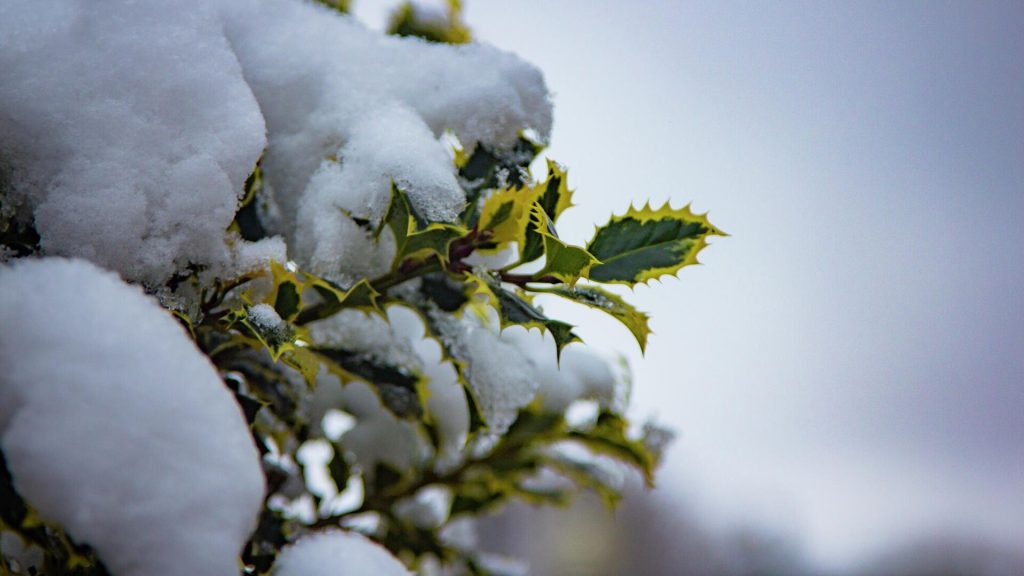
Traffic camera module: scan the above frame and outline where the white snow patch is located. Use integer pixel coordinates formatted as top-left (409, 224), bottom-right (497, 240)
top-left (2, 0), bottom-right (550, 286)
top-left (274, 530), bottom-right (411, 576)
top-left (393, 485), bottom-right (454, 530)
top-left (462, 324), bottom-right (540, 434)
top-left (221, 0), bottom-right (551, 284)
top-left (336, 379), bottom-right (430, 479)
top-left (502, 329), bottom-right (619, 413)
top-left (0, 258), bottom-right (265, 576)
top-left (249, 303), bottom-right (285, 331)
top-left (0, 1), bottom-right (267, 284)
top-left (308, 306), bottom-right (468, 468)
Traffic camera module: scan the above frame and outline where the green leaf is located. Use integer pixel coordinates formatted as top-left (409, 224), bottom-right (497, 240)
top-left (537, 234), bottom-right (597, 286)
top-left (403, 223), bottom-right (465, 264)
top-left (414, 286), bottom-right (489, 433)
top-left (229, 307), bottom-right (294, 360)
top-left (268, 262), bottom-right (303, 322)
top-left (386, 0), bottom-right (471, 44)
top-left (475, 185), bottom-right (540, 253)
top-left (222, 297), bottom-right (324, 387)
top-left (521, 160), bottom-right (575, 263)
top-left (232, 162), bottom-right (267, 242)
top-left (536, 159), bottom-right (575, 222)
top-left (456, 136), bottom-right (543, 224)
top-left (380, 183), bottom-right (468, 267)
top-left (273, 282), bottom-right (300, 321)
top-left (313, 0), bottom-right (351, 14)
top-left (541, 285), bottom-right (651, 353)
top-left (305, 277), bottom-right (382, 321)
top-left (418, 273), bottom-right (470, 313)
top-left (543, 451), bottom-right (622, 508)
top-left (279, 347), bottom-right (321, 389)
top-left (531, 207), bottom-right (599, 286)
top-left (379, 182), bottom-right (412, 244)
top-left (328, 446), bottom-right (351, 493)
top-left (472, 274), bottom-right (581, 359)
top-left (586, 202), bottom-right (726, 285)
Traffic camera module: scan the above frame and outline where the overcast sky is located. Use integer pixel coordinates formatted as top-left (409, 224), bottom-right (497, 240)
top-left (354, 1), bottom-right (1024, 570)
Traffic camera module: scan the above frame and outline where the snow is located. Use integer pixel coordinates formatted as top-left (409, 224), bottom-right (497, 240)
top-left (436, 310), bottom-right (622, 433)
top-left (274, 530), bottom-right (411, 576)
top-left (393, 485), bottom-right (454, 530)
top-left (308, 306), bottom-right (469, 470)
top-left (249, 302), bottom-right (285, 329)
top-left (0, 0), bottom-right (587, 571)
top-left (334, 378), bottom-right (430, 479)
top-left (0, 258), bottom-right (265, 576)
top-left (221, 0), bottom-right (551, 285)
top-left (248, 302), bottom-right (291, 344)
top-left (501, 329), bottom-right (620, 413)
top-left (0, 0), bottom-right (267, 284)
top-left (0, 533), bottom-right (43, 574)
top-left (0, 0), bottom-right (550, 287)
top-left (462, 325), bottom-right (540, 434)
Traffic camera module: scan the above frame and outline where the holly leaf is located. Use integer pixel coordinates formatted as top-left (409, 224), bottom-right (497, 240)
top-left (416, 278), bottom-right (489, 433)
top-left (586, 202), bottom-right (726, 285)
top-left (456, 136), bottom-right (543, 222)
top-left (268, 261), bottom-right (302, 322)
top-left (536, 159), bottom-right (575, 222)
top-left (380, 183), bottom-right (467, 267)
top-left (403, 223), bottom-right (465, 264)
top-left (298, 276), bottom-right (382, 324)
top-left (473, 275), bottom-right (581, 359)
top-left (541, 285), bottom-right (651, 353)
top-left (521, 160), bottom-right (575, 263)
top-left (379, 182), bottom-right (413, 246)
top-left (531, 207), bottom-right (598, 286)
top-left (475, 184), bottom-right (541, 253)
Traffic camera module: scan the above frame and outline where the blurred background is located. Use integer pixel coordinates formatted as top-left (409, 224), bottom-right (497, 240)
top-left (356, 1), bottom-right (1024, 574)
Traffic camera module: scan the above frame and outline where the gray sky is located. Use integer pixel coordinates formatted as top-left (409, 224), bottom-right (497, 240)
top-left (357, 0), bottom-right (1024, 569)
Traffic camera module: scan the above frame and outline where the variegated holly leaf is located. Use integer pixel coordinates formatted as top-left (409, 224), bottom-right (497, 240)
top-left (456, 136), bottom-right (544, 222)
top-left (268, 261), bottom-right (302, 322)
top-left (469, 274), bottom-right (580, 359)
top-left (530, 206), bottom-right (598, 286)
top-left (586, 202), bottom-right (726, 285)
top-left (403, 223), bottom-right (465, 264)
top-left (521, 159), bottom-right (575, 263)
top-left (387, 0), bottom-right (471, 45)
top-left (295, 276), bottom-right (381, 325)
top-left (475, 184), bottom-right (542, 253)
top-left (379, 183), bottom-right (468, 268)
top-left (540, 284), bottom-right (651, 353)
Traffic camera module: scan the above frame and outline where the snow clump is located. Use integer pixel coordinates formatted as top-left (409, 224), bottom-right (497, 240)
top-left (220, 0), bottom-right (552, 285)
top-left (0, 258), bottom-right (265, 576)
top-left (273, 530), bottom-right (411, 576)
top-left (0, 0), bottom-right (267, 284)
top-left (0, 0), bottom-right (551, 288)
